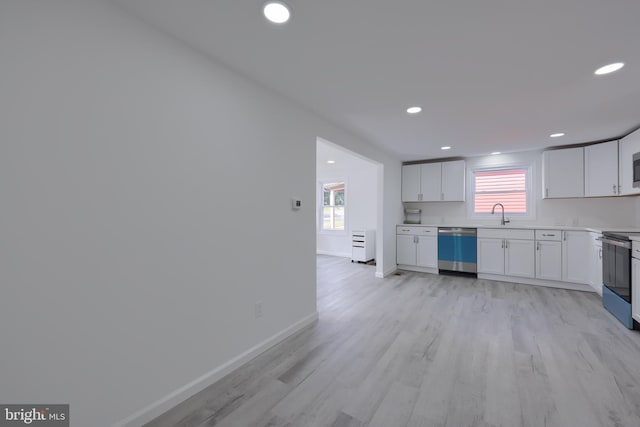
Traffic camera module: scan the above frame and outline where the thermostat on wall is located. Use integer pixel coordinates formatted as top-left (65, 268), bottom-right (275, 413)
top-left (291, 198), bottom-right (302, 210)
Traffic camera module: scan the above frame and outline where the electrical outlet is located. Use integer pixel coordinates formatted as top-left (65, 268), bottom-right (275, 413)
top-left (254, 301), bottom-right (263, 318)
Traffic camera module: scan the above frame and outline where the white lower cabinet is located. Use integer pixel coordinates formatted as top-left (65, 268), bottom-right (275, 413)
top-left (477, 238), bottom-right (505, 275)
top-left (505, 240), bottom-right (535, 278)
top-left (416, 235), bottom-right (438, 268)
top-left (396, 226), bottom-right (438, 269)
top-left (562, 231), bottom-right (590, 284)
top-left (535, 240), bottom-right (562, 281)
top-left (632, 256), bottom-right (640, 323)
top-left (396, 234), bottom-right (416, 266)
top-left (478, 228), bottom-right (594, 288)
top-left (535, 229), bottom-right (563, 281)
top-left (590, 232), bottom-right (603, 293)
top-left (477, 234), bottom-right (534, 278)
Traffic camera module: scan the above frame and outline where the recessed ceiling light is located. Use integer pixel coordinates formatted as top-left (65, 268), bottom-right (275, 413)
top-left (491, 151), bottom-right (501, 155)
top-left (594, 62), bottom-right (624, 75)
top-left (550, 133), bottom-right (565, 138)
top-left (441, 146), bottom-right (451, 150)
top-left (406, 106), bottom-right (422, 114)
top-left (263, 1), bottom-right (291, 24)
top-left (327, 160), bottom-right (335, 164)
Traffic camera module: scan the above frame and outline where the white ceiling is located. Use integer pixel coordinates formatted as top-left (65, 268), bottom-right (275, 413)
top-left (317, 138), bottom-right (379, 178)
top-left (114, 0), bottom-right (640, 161)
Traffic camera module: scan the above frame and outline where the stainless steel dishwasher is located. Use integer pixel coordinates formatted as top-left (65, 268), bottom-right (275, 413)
top-left (437, 227), bottom-right (477, 274)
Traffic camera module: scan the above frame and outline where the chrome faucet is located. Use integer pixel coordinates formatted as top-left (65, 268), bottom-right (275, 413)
top-left (491, 203), bottom-right (510, 225)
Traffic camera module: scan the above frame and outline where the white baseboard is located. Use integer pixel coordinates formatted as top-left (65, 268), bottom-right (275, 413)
top-left (397, 265), bottom-right (439, 275)
top-left (478, 273), bottom-right (595, 293)
top-left (113, 312), bottom-right (319, 427)
top-left (375, 266), bottom-right (398, 278)
top-left (316, 250), bottom-right (351, 258)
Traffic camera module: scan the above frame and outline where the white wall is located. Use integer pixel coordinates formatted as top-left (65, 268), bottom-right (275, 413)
top-left (407, 150), bottom-right (639, 228)
top-left (316, 140), bottom-right (378, 257)
top-left (0, 1), bottom-right (402, 426)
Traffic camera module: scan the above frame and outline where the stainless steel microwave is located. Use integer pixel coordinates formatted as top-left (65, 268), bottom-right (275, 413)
top-left (634, 152), bottom-right (640, 188)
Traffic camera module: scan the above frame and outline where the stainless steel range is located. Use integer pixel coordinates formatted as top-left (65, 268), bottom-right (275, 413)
top-left (601, 231), bottom-right (640, 329)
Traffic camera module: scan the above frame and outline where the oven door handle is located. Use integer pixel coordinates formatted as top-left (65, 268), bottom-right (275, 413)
top-left (601, 238), bottom-right (632, 249)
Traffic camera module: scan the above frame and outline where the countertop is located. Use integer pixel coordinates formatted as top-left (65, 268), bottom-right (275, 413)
top-left (398, 223), bottom-right (640, 234)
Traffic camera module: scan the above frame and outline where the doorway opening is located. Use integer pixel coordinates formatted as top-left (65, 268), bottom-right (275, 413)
top-left (315, 137), bottom-right (383, 277)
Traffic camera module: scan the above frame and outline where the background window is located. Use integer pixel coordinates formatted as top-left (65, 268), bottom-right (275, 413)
top-left (321, 182), bottom-right (345, 231)
top-left (473, 168), bottom-right (528, 214)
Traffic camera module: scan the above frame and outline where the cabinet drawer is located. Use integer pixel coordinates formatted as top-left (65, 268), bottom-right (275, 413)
top-left (477, 228), bottom-right (534, 240)
top-left (352, 246), bottom-right (366, 261)
top-left (397, 226), bottom-right (436, 235)
top-left (418, 227), bottom-right (437, 235)
top-left (535, 230), bottom-right (562, 241)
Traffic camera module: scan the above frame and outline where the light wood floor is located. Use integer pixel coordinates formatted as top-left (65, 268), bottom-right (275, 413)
top-left (146, 255), bottom-right (640, 427)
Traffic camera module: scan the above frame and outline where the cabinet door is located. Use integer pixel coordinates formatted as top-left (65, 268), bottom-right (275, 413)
top-left (584, 141), bottom-right (619, 197)
top-left (397, 235), bottom-right (417, 265)
top-left (420, 163), bottom-right (442, 201)
top-left (562, 231), bottom-right (590, 284)
top-left (542, 148), bottom-right (584, 198)
top-left (632, 258), bottom-right (640, 322)
top-left (441, 160), bottom-right (466, 201)
top-left (402, 165), bottom-right (421, 202)
top-left (416, 235), bottom-right (438, 268)
top-left (477, 238), bottom-right (505, 274)
top-left (536, 240), bottom-right (562, 281)
top-left (619, 130), bottom-right (640, 195)
top-left (505, 239), bottom-right (535, 278)
top-left (590, 239), bottom-right (603, 294)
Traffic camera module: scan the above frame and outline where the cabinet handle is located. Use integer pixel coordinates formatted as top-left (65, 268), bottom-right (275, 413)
top-left (505, 240), bottom-right (508, 249)
top-left (613, 184), bottom-right (617, 194)
top-left (537, 242), bottom-right (540, 250)
top-left (542, 233), bottom-right (555, 237)
top-left (545, 188), bottom-right (549, 198)
top-left (441, 192), bottom-right (444, 201)
top-left (501, 240), bottom-right (504, 249)
top-left (618, 185), bottom-right (621, 194)
top-left (599, 248), bottom-right (602, 259)
top-left (563, 231), bottom-right (566, 241)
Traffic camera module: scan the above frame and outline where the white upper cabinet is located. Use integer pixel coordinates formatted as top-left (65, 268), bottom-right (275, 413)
top-left (420, 163), bottom-right (442, 201)
top-left (402, 164), bottom-right (421, 201)
top-left (401, 160), bottom-right (465, 202)
top-left (584, 140), bottom-right (619, 197)
top-left (441, 160), bottom-right (466, 201)
top-left (618, 128), bottom-right (640, 195)
top-left (542, 147), bottom-right (584, 198)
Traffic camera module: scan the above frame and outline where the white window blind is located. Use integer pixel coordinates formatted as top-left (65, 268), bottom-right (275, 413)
top-left (474, 168), bottom-right (528, 214)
